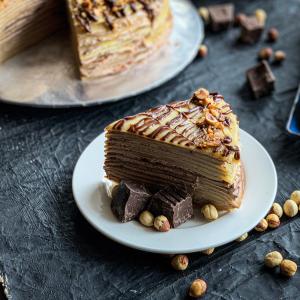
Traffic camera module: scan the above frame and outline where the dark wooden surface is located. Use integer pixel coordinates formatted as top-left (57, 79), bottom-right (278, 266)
top-left (1, 0), bottom-right (300, 299)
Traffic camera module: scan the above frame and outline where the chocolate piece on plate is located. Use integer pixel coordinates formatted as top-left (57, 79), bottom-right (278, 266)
top-left (208, 4), bottom-right (234, 31)
top-left (246, 60), bottom-right (275, 98)
top-left (111, 180), bottom-right (151, 222)
top-left (240, 16), bottom-right (264, 44)
top-left (148, 186), bottom-right (193, 228)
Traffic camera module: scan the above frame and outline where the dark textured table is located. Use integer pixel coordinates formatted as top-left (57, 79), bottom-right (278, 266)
top-left (1, 0), bottom-right (300, 299)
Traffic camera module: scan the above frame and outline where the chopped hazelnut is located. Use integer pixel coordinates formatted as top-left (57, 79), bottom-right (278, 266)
top-left (154, 215), bottom-right (171, 232)
top-left (201, 248), bottom-right (215, 255)
top-left (198, 45), bottom-right (208, 58)
top-left (236, 232), bottom-right (248, 242)
top-left (205, 112), bottom-right (218, 126)
top-left (274, 50), bottom-right (286, 62)
top-left (255, 9), bottom-right (267, 25)
top-left (139, 211), bottom-right (154, 227)
top-left (171, 254), bottom-right (189, 271)
top-left (235, 13), bottom-right (246, 26)
top-left (268, 27), bottom-right (279, 42)
top-left (290, 190), bottom-right (300, 205)
top-left (280, 259), bottom-right (297, 277)
top-left (198, 7), bottom-right (210, 24)
top-left (189, 279), bottom-right (207, 298)
top-left (258, 47), bottom-right (273, 60)
top-left (283, 199), bottom-right (298, 217)
top-left (194, 88), bottom-right (210, 100)
top-left (266, 213), bottom-right (280, 228)
top-left (255, 218), bottom-right (268, 232)
top-left (201, 204), bottom-right (218, 220)
top-left (264, 251), bottom-right (283, 268)
top-left (269, 202), bottom-right (283, 218)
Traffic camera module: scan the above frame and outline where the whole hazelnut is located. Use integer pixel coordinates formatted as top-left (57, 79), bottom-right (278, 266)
top-left (268, 27), bottom-right (279, 42)
top-left (198, 7), bottom-right (210, 24)
top-left (266, 213), bottom-right (280, 228)
top-left (201, 204), bottom-right (218, 220)
top-left (255, 218), bottom-right (268, 232)
top-left (236, 232), bottom-right (248, 242)
top-left (189, 279), bottom-right (207, 298)
top-left (264, 251), bottom-right (283, 268)
top-left (269, 202), bottom-right (283, 218)
top-left (255, 9), bottom-right (267, 25)
top-left (283, 199), bottom-right (298, 217)
top-left (171, 254), bottom-right (189, 271)
top-left (290, 190), bottom-right (300, 205)
top-left (194, 88), bottom-right (209, 100)
top-left (280, 259), bottom-right (298, 277)
top-left (235, 13), bottom-right (246, 26)
top-left (201, 248), bottom-right (215, 255)
top-left (258, 47), bottom-right (273, 60)
top-left (198, 45), bottom-right (208, 58)
top-left (154, 215), bottom-right (171, 232)
top-left (139, 210), bottom-right (154, 227)
top-left (274, 50), bottom-right (286, 62)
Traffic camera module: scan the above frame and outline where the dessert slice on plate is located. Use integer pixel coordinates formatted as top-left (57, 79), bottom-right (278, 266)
top-left (104, 88), bottom-right (244, 211)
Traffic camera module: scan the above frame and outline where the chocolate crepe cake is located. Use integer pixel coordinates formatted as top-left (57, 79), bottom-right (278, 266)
top-left (104, 88), bottom-right (244, 211)
top-left (66, 0), bottom-right (172, 79)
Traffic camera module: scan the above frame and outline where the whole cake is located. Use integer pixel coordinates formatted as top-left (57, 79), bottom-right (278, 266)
top-left (104, 88), bottom-right (244, 211)
top-left (66, 0), bottom-right (172, 79)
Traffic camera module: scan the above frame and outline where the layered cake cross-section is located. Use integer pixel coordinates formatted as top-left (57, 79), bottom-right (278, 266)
top-left (104, 88), bottom-right (244, 211)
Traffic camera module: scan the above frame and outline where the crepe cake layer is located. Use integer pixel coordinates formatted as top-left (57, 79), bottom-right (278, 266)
top-left (104, 88), bottom-right (244, 211)
top-left (66, 0), bottom-right (172, 79)
top-left (0, 0), bottom-right (64, 63)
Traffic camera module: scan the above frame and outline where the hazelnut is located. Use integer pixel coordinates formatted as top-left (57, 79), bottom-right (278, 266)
top-left (290, 190), bottom-right (300, 205)
top-left (268, 27), bottom-right (279, 42)
top-left (198, 45), bottom-right (208, 58)
top-left (280, 259), bottom-right (297, 277)
top-left (266, 213), bottom-right (280, 228)
top-left (189, 279), bottom-right (207, 298)
top-left (205, 112), bottom-right (218, 125)
top-left (255, 9), bottom-right (267, 25)
top-left (283, 199), bottom-right (298, 217)
top-left (264, 251), bottom-right (283, 268)
top-left (254, 218), bottom-right (268, 232)
top-left (171, 254), bottom-right (189, 271)
top-left (258, 47), bottom-right (273, 60)
top-left (139, 210), bottom-right (154, 227)
top-left (274, 50), bottom-right (286, 62)
top-left (154, 215), bottom-right (171, 232)
top-left (235, 13), bottom-right (246, 26)
top-left (201, 204), bottom-right (218, 220)
top-left (198, 7), bottom-right (210, 24)
top-left (201, 248), bottom-right (215, 255)
top-left (236, 232), bottom-right (248, 242)
top-left (269, 202), bottom-right (283, 218)
top-left (194, 88), bottom-right (209, 100)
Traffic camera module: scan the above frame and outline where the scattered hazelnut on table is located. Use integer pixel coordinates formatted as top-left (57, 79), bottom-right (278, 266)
top-left (283, 199), bottom-right (298, 217)
top-left (139, 210), bottom-right (154, 227)
top-left (290, 190), bottom-right (300, 205)
top-left (255, 9), bottom-right (267, 25)
top-left (198, 45), bottom-right (208, 58)
top-left (255, 218), bottom-right (268, 232)
top-left (201, 248), bottom-right (215, 255)
top-left (189, 279), bottom-right (207, 298)
top-left (280, 259), bottom-right (298, 277)
top-left (171, 254), bottom-right (189, 271)
top-left (236, 232), bottom-right (248, 242)
top-left (264, 251), bottom-right (283, 268)
top-left (235, 13), bottom-right (246, 26)
top-left (268, 27), bottom-right (279, 42)
top-left (198, 7), bottom-right (210, 24)
top-left (269, 202), bottom-right (283, 218)
top-left (274, 50), bottom-right (286, 63)
top-left (266, 213), bottom-right (280, 228)
top-left (258, 47), bottom-right (273, 60)
top-left (154, 215), bottom-right (171, 232)
top-left (201, 204), bottom-right (218, 220)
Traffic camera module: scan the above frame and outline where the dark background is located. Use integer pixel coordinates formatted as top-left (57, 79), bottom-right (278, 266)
top-left (1, 0), bottom-right (300, 299)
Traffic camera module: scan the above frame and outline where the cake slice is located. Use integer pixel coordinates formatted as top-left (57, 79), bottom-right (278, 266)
top-left (0, 0), bottom-right (64, 63)
top-left (104, 88), bottom-right (244, 211)
top-left (66, 0), bottom-right (172, 79)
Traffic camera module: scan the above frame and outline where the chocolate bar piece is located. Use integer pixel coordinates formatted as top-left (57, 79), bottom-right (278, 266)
top-left (246, 61), bottom-right (276, 98)
top-left (148, 186), bottom-right (193, 228)
top-left (208, 4), bottom-right (234, 31)
top-left (111, 181), bottom-right (151, 222)
top-left (240, 16), bottom-right (263, 44)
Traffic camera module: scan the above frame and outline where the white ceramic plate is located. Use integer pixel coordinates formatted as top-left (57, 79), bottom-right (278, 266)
top-left (72, 130), bottom-right (277, 254)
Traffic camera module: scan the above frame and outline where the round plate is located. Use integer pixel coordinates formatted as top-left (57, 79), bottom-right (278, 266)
top-left (72, 129), bottom-right (277, 254)
top-left (0, 0), bottom-right (203, 108)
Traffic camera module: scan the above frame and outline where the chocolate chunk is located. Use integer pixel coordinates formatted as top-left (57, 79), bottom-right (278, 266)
top-left (111, 180), bottom-right (151, 222)
top-left (148, 186), bottom-right (193, 228)
top-left (208, 4), bottom-right (234, 32)
top-left (239, 16), bottom-right (263, 44)
top-left (246, 60), bottom-right (275, 98)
